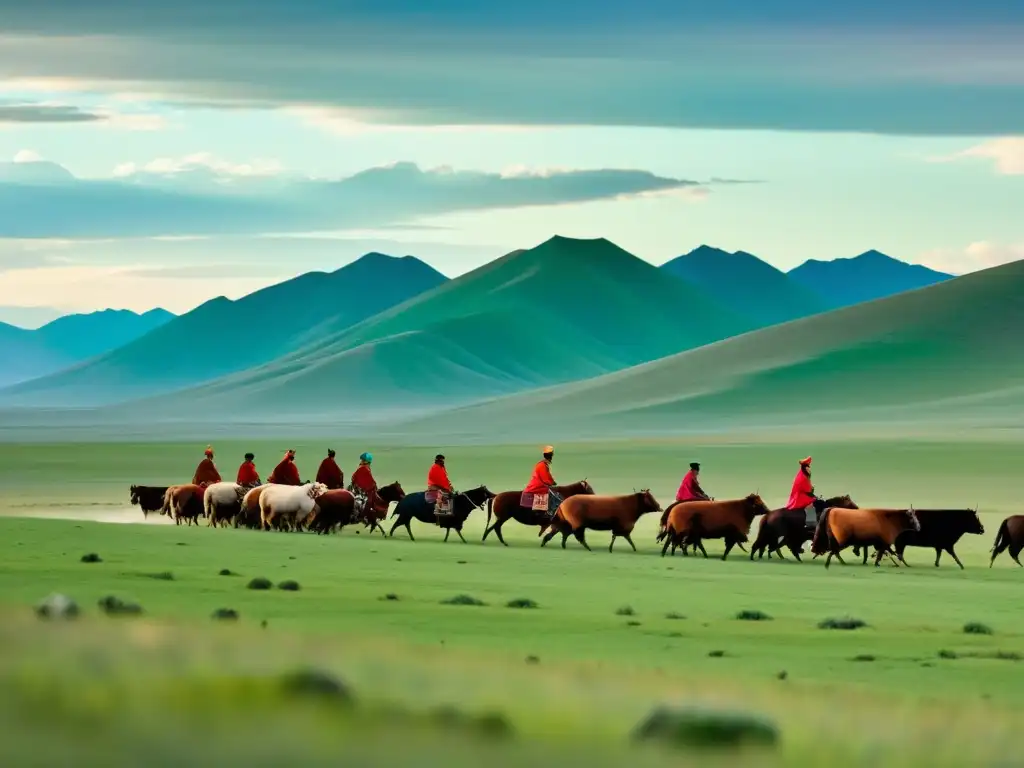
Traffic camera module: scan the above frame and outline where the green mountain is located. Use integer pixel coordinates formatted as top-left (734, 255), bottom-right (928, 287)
top-left (661, 245), bottom-right (829, 325)
top-left (404, 258), bottom-right (1024, 438)
top-left (114, 235), bottom-right (757, 419)
top-left (0, 253), bottom-right (447, 406)
top-left (787, 250), bottom-right (953, 309)
top-left (0, 308), bottom-right (174, 388)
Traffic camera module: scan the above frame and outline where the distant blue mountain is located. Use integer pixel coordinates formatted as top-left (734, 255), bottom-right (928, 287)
top-left (0, 308), bottom-right (175, 387)
top-left (660, 245), bottom-right (829, 326)
top-left (787, 250), bottom-right (953, 309)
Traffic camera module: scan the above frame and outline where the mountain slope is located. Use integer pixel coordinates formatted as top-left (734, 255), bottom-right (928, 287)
top-left (0, 253), bottom-right (448, 405)
top-left (788, 250), bottom-right (952, 309)
top-left (403, 258), bottom-right (1024, 438)
top-left (113, 235), bottom-right (758, 419)
top-left (661, 245), bottom-right (829, 325)
top-left (0, 309), bottom-right (175, 387)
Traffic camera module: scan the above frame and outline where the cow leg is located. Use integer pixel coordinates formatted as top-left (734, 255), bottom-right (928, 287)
top-left (609, 534), bottom-right (616, 553)
top-left (573, 528), bottom-right (592, 551)
top-left (945, 545), bottom-right (965, 569)
top-left (934, 547), bottom-right (942, 567)
top-left (696, 539), bottom-right (709, 559)
top-left (623, 533), bottom-right (637, 552)
top-left (722, 538), bottom-right (736, 561)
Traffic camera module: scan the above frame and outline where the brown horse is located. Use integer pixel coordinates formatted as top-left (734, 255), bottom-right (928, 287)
top-left (357, 481), bottom-right (406, 536)
top-left (750, 495), bottom-right (858, 561)
top-left (309, 481), bottom-right (405, 535)
top-left (236, 485), bottom-right (268, 529)
top-left (482, 480), bottom-right (594, 545)
top-left (813, 507), bottom-right (920, 569)
top-left (162, 484), bottom-right (206, 526)
top-left (540, 490), bottom-right (661, 552)
top-left (990, 515), bottom-right (1024, 567)
top-left (661, 494), bottom-right (771, 560)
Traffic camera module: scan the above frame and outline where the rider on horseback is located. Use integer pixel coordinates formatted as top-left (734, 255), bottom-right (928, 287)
top-left (675, 462), bottom-right (710, 503)
top-left (427, 454), bottom-right (453, 523)
top-left (192, 445), bottom-right (222, 488)
top-left (235, 452), bottom-right (261, 489)
top-left (349, 452), bottom-right (377, 522)
top-left (523, 446), bottom-right (561, 520)
top-left (786, 456), bottom-right (819, 527)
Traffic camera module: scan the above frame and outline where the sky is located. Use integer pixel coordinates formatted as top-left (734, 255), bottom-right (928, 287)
top-left (0, 0), bottom-right (1021, 326)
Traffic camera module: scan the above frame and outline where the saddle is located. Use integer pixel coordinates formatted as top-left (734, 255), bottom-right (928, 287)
top-left (520, 490), bottom-right (560, 517)
top-left (426, 489), bottom-right (454, 522)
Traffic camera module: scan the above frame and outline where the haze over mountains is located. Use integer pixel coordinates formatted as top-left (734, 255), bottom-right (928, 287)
top-left (0, 237), bottom-right (987, 439)
top-left (0, 309), bottom-right (173, 387)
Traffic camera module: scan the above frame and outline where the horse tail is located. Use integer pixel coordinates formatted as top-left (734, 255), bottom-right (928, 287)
top-left (811, 507), bottom-right (832, 554)
top-left (203, 489), bottom-right (214, 519)
top-left (991, 518), bottom-right (1010, 555)
top-left (160, 488), bottom-right (173, 518)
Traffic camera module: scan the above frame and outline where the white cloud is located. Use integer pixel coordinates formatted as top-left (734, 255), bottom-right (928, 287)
top-left (96, 109), bottom-right (169, 131)
top-left (918, 240), bottom-right (1024, 274)
top-left (286, 105), bottom-right (542, 137)
top-left (112, 152), bottom-right (285, 178)
top-left (12, 149), bottom-right (42, 163)
top-left (930, 137), bottom-right (1024, 175)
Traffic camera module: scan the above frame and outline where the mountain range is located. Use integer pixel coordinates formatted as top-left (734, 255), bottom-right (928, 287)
top-left (0, 239), bottom-right (975, 436)
top-left (0, 308), bottom-right (174, 387)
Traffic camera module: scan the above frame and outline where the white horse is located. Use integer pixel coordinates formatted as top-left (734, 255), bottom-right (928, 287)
top-left (260, 482), bottom-right (329, 531)
top-left (204, 482), bottom-right (247, 527)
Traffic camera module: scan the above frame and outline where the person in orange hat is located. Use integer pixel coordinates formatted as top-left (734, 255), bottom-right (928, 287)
top-left (522, 445), bottom-right (560, 519)
top-left (192, 445), bottom-right (222, 487)
top-left (268, 449), bottom-right (301, 485)
top-left (786, 456), bottom-right (818, 526)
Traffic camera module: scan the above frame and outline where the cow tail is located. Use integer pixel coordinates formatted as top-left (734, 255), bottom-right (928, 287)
top-left (991, 518), bottom-right (1009, 554)
top-left (812, 508), bottom-right (831, 554)
top-left (203, 490), bottom-right (214, 519)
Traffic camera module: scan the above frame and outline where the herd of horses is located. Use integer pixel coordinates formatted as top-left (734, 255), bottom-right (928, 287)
top-left (128, 477), bottom-right (1024, 569)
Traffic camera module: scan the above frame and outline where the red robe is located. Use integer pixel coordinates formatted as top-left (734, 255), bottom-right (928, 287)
top-left (192, 458), bottom-right (221, 487)
top-left (524, 460), bottom-right (555, 494)
top-left (675, 470), bottom-right (706, 502)
top-left (351, 464), bottom-right (376, 493)
top-left (787, 469), bottom-right (815, 510)
top-left (268, 457), bottom-right (301, 485)
top-left (427, 463), bottom-right (452, 492)
top-left (236, 461), bottom-right (260, 486)
top-left (316, 457), bottom-right (344, 489)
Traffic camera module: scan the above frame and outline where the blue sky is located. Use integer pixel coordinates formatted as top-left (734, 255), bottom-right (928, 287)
top-left (0, 0), bottom-right (1021, 325)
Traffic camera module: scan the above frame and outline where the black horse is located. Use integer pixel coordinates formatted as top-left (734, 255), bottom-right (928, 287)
top-left (388, 485), bottom-right (496, 542)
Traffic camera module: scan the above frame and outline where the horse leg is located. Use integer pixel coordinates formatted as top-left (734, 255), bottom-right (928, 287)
top-left (661, 534), bottom-right (672, 557)
top-left (493, 520), bottom-right (510, 547)
top-left (540, 526), bottom-right (557, 547)
top-left (934, 547), bottom-right (942, 567)
top-left (388, 517), bottom-right (402, 537)
top-left (405, 521), bottom-right (415, 541)
top-left (443, 528), bottom-right (451, 542)
top-left (573, 528), bottom-right (591, 551)
top-left (623, 533), bottom-right (637, 552)
top-left (609, 534), bottom-right (616, 553)
top-left (1010, 544), bottom-right (1023, 566)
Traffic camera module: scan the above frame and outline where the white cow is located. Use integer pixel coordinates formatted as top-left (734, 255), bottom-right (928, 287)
top-left (204, 482), bottom-right (248, 527)
top-left (260, 482), bottom-right (329, 531)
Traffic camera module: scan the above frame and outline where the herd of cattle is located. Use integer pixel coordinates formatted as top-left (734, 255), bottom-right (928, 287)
top-left (128, 479), bottom-right (1024, 569)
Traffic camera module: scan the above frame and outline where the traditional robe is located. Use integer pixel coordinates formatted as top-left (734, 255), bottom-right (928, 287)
top-left (524, 459), bottom-right (556, 494)
top-left (236, 460), bottom-right (260, 486)
top-left (192, 458), bottom-right (221, 487)
top-left (675, 470), bottom-right (707, 502)
top-left (268, 455), bottom-right (301, 485)
top-left (427, 463), bottom-right (452, 492)
top-left (787, 469), bottom-right (815, 510)
top-left (351, 464), bottom-right (376, 493)
top-left (316, 457), bottom-right (344, 489)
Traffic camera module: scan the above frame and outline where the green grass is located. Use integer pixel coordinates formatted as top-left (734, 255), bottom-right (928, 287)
top-left (0, 515), bottom-right (1023, 766)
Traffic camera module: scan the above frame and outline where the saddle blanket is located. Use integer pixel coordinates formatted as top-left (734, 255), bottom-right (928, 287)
top-left (520, 492), bottom-right (550, 511)
top-left (425, 490), bottom-right (438, 503)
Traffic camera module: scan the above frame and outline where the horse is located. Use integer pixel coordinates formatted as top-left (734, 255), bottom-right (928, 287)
top-left (482, 480), bottom-right (595, 546)
top-left (307, 481), bottom-right (405, 535)
top-left (812, 507), bottom-right (921, 569)
top-left (750, 495), bottom-right (858, 561)
top-left (990, 515), bottom-right (1024, 567)
top-left (356, 481), bottom-right (406, 536)
top-left (162, 484), bottom-right (206, 526)
top-left (260, 482), bottom-right (329, 532)
top-left (388, 486), bottom-right (496, 542)
top-left (541, 490), bottom-right (661, 552)
top-left (130, 485), bottom-right (169, 518)
top-left (203, 482), bottom-right (248, 527)
top-left (661, 494), bottom-right (772, 560)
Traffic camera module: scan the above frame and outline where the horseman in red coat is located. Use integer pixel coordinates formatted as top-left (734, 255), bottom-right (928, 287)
top-left (522, 445), bottom-right (560, 519)
top-left (675, 462), bottom-right (710, 503)
top-left (786, 456), bottom-right (818, 526)
top-left (236, 452), bottom-right (261, 488)
top-left (192, 446), bottom-right (222, 488)
top-left (426, 454), bottom-right (453, 523)
top-left (349, 452), bottom-right (378, 521)
top-left (268, 449), bottom-right (301, 485)
top-left (315, 449), bottom-right (344, 489)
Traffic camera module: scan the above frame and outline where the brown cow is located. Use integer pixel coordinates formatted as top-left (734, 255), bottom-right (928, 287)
top-left (540, 490), bottom-right (661, 552)
top-left (162, 484), bottom-right (206, 526)
top-left (483, 480), bottom-right (595, 545)
top-left (750, 495), bottom-right (859, 561)
top-left (813, 507), bottom-right (920, 569)
top-left (990, 515), bottom-right (1024, 567)
top-left (661, 494), bottom-right (771, 560)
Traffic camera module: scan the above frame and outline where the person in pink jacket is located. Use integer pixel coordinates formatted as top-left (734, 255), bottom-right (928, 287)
top-left (675, 462), bottom-right (710, 503)
top-left (786, 456), bottom-right (818, 526)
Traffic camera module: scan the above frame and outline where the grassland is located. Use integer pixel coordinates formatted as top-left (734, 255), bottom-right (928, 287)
top-left (1, 437), bottom-right (1022, 765)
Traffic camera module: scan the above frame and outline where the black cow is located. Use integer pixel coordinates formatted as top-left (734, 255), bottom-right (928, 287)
top-left (130, 485), bottom-right (169, 517)
top-left (856, 509), bottom-right (984, 568)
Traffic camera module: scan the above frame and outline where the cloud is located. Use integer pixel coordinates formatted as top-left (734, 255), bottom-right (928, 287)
top-left (13, 149), bottom-right (42, 163)
top-left (1, 4), bottom-right (1023, 135)
top-left (112, 152), bottom-right (284, 179)
top-left (918, 241), bottom-right (1024, 274)
top-left (0, 102), bottom-right (103, 124)
top-left (0, 158), bottom-right (718, 238)
top-left (943, 137), bottom-right (1024, 175)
